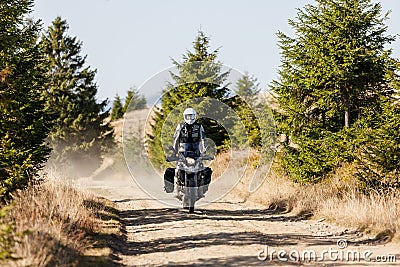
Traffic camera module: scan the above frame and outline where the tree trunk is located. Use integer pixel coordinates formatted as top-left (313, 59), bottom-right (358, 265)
top-left (344, 97), bottom-right (350, 128)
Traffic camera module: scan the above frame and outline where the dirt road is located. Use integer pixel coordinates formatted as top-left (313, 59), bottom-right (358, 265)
top-left (78, 174), bottom-right (399, 267)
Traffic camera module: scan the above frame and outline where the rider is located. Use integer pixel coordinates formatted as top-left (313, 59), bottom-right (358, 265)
top-left (172, 108), bottom-right (206, 197)
top-left (172, 108), bottom-right (206, 156)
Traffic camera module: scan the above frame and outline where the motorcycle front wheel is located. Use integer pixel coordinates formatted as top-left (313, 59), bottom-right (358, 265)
top-left (183, 174), bottom-right (196, 213)
top-left (188, 186), bottom-right (196, 213)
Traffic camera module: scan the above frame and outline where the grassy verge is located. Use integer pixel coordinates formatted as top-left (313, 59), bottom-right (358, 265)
top-left (214, 149), bottom-right (400, 242)
top-left (0, 178), bottom-right (121, 267)
top-left (254, 162), bottom-right (399, 240)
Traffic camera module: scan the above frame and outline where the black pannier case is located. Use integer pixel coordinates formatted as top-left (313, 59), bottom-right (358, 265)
top-left (164, 167), bottom-right (175, 193)
top-left (202, 167), bottom-right (212, 185)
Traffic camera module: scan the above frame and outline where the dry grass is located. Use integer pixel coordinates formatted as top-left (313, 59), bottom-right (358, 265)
top-left (320, 190), bottom-right (400, 238)
top-left (0, 177), bottom-right (120, 267)
top-left (213, 150), bottom-right (400, 241)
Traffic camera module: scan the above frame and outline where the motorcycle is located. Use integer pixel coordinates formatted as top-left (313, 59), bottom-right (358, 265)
top-left (165, 146), bottom-right (213, 213)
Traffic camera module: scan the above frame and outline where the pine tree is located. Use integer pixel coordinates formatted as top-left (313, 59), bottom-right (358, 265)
top-left (41, 17), bottom-right (114, 177)
top-left (230, 73), bottom-right (262, 147)
top-left (122, 87), bottom-right (146, 113)
top-left (111, 94), bottom-right (123, 121)
top-left (148, 31), bottom-right (230, 167)
top-left (0, 0), bottom-right (52, 198)
top-left (271, 0), bottom-right (397, 183)
top-left (235, 72), bottom-right (261, 103)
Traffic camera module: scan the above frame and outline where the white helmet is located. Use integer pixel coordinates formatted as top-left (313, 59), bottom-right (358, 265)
top-left (183, 108), bottom-right (197, 125)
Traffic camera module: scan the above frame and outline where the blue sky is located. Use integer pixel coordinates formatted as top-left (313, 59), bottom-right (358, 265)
top-left (32, 0), bottom-right (400, 103)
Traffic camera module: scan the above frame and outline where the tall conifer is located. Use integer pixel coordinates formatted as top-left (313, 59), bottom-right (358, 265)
top-left (111, 95), bottom-right (123, 121)
top-left (0, 0), bottom-right (51, 198)
top-left (41, 17), bottom-right (114, 176)
top-left (148, 31), bottom-right (230, 167)
top-left (271, 0), bottom-right (397, 182)
top-left (122, 88), bottom-right (146, 113)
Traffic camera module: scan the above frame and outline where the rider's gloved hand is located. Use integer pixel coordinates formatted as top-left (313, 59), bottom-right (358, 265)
top-left (171, 151), bottom-right (178, 160)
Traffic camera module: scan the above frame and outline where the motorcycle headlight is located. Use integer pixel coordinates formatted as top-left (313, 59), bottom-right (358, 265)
top-left (186, 157), bottom-right (196, 166)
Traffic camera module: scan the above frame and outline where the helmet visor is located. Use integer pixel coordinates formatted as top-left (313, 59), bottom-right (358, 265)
top-left (184, 114), bottom-right (196, 121)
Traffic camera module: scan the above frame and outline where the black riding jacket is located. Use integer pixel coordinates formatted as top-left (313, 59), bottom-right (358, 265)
top-left (172, 122), bottom-right (206, 154)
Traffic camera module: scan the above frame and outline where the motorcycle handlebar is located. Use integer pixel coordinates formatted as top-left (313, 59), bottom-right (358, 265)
top-left (201, 155), bottom-right (214, 161)
top-left (166, 155), bottom-right (179, 162)
top-left (166, 155), bottom-right (214, 162)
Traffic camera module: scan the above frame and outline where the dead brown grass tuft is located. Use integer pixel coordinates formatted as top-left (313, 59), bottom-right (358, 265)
top-left (1, 177), bottom-right (120, 267)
